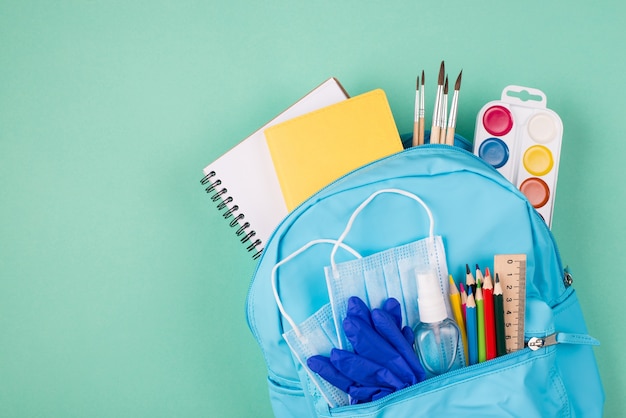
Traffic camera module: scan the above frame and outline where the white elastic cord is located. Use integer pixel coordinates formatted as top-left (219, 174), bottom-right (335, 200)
top-left (271, 239), bottom-right (362, 338)
top-left (330, 188), bottom-right (435, 277)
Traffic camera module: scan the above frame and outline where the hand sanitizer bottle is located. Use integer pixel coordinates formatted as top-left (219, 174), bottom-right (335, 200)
top-left (414, 269), bottom-right (463, 376)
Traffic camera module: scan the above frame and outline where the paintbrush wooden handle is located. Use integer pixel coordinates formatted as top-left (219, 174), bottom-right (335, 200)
top-left (430, 126), bottom-right (441, 144)
top-left (445, 127), bottom-right (455, 146)
top-left (418, 118), bottom-right (425, 145)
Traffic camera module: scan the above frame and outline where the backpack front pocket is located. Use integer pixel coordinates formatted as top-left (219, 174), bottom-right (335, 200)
top-left (323, 346), bottom-right (570, 418)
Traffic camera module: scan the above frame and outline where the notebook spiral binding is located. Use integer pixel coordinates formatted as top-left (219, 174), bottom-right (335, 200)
top-left (200, 171), bottom-right (263, 260)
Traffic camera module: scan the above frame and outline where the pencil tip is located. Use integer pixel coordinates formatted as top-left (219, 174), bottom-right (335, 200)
top-left (475, 263), bottom-right (481, 272)
top-left (455, 70), bottom-right (463, 90)
top-left (485, 266), bottom-right (490, 276)
top-left (495, 273), bottom-right (500, 283)
top-left (466, 264), bottom-right (471, 274)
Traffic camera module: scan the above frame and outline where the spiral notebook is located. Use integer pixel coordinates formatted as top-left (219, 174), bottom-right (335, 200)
top-left (200, 78), bottom-right (349, 260)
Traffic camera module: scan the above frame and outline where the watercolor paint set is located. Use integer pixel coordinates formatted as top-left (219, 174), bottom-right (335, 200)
top-left (473, 86), bottom-right (563, 227)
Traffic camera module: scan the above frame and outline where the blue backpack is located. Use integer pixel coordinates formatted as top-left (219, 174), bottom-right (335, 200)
top-left (246, 144), bottom-right (604, 417)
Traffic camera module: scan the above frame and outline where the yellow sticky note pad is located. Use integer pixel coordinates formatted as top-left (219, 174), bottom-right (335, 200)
top-left (265, 89), bottom-right (403, 210)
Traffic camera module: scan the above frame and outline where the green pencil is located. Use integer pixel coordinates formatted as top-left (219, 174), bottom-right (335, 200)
top-left (494, 273), bottom-right (507, 357)
top-left (476, 281), bottom-right (486, 363)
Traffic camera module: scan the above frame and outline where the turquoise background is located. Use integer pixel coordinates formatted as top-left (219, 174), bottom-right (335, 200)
top-left (1, 1), bottom-right (623, 416)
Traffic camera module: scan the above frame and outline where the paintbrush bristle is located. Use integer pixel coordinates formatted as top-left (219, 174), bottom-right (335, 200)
top-left (455, 70), bottom-right (463, 91)
top-left (444, 76), bottom-right (449, 94)
top-left (416, 75), bottom-right (420, 90)
top-left (438, 61), bottom-right (445, 85)
top-left (421, 70), bottom-right (425, 86)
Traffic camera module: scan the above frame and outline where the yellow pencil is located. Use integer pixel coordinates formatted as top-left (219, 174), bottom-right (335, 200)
top-left (449, 275), bottom-right (468, 365)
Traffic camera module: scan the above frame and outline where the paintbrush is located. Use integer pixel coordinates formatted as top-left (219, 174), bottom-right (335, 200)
top-left (445, 70), bottom-right (463, 146)
top-left (430, 61), bottom-right (445, 144)
top-left (412, 75), bottom-right (420, 147)
top-left (441, 75), bottom-right (449, 143)
top-left (418, 70), bottom-right (425, 145)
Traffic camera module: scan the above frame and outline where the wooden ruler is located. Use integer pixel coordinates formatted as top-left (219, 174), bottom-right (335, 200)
top-left (494, 254), bottom-right (527, 353)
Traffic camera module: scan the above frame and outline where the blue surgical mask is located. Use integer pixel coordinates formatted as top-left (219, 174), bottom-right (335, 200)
top-left (272, 239), bottom-right (362, 408)
top-left (324, 188), bottom-right (451, 352)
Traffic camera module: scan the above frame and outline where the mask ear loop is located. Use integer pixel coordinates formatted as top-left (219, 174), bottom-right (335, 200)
top-left (330, 188), bottom-right (435, 278)
top-left (271, 239), bottom-right (362, 338)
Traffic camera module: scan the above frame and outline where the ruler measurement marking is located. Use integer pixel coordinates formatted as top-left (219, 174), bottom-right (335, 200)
top-left (494, 254), bottom-right (527, 354)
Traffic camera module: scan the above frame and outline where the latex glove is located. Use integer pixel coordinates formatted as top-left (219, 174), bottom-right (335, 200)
top-left (329, 348), bottom-right (406, 390)
top-left (306, 355), bottom-right (394, 404)
top-left (306, 354), bottom-right (353, 394)
top-left (307, 340), bottom-right (408, 395)
top-left (381, 298), bottom-right (416, 346)
top-left (346, 295), bottom-right (372, 325)
top-left (371, 308), bottom-right (426, 381)
top-left (348, 386), bottom-right (393, 403)
top-left (343, 315), bottom-right (419, 385)
top-left (344, 297), bottom-right (422, 385)
top-left (307, 297), bottom-right (426, 404)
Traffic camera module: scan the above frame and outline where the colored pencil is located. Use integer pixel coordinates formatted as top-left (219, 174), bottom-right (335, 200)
top-left (445, 70), bottom-right (462, 146)
top-left (474, 264), bottom-right (484, 289)
top-left (460, 282), bottom-right (467, 321)
top-left (476, 281), bottom-right (486, 363)
top-left (465, 263), bottom-right (476, 296)
top-left (494, 273), bottom-right (507, 357)
top-left (465, 286), bottom-right (478, 365)
top-left (429, 61), bottom-right (445, 144)
top-left (418, 70), bottom-right (425, 146)
top-left (412, 75), bottom-right (420, 147)
top-left (483, 267), bottom-right (496, 360)
top-left (449, 275), bottom-right (468, 365)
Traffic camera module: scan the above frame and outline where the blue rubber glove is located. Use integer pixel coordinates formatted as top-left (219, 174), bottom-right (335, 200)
top-left (346, 295), bottom-right (372, 325)
top-left (381, 297), bottom-right (402, 328)
top-left (306, 354), bottom-right (394, 404)
top-left (371, 308), bottom-right (427, 381)
top-left (306, 355), bottom-right (353, 394)
top-left (307, 297), bottom-right (426, 404)
top-left (329, 348), bottom-right (406, 390)
top-left (345, 297), bottom-right (422, 385)
top-left (348, 386), bottom-right (393, 403)
top-left (343, 315), bottom-right (418, 385)
top-left (381, 298), bottom-right (416, 346)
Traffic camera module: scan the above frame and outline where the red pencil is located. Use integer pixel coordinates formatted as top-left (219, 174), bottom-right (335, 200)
top-left (483, 267), bottom-right (496, 360)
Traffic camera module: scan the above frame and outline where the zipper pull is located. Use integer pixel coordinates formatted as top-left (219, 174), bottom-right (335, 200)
top-left (563, 266), bottom-right (573, 287)
top-left (527, 334), bottom-right (557, 350)
top-left (527, 332), bottom-right (600, 351)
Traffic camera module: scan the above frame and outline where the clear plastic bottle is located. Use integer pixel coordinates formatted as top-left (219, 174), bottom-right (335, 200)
top-left (413, 270), bottom-right (462, 376)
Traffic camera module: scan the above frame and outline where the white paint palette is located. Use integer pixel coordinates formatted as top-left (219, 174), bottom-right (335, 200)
top-left (473, 86), bottom-right (563, 227)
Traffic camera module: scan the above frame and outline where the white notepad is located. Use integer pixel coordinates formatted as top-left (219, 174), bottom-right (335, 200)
top-left (201, 78), bottom-right (349, 259)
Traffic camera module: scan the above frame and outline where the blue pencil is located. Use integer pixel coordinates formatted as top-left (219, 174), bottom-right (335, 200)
top-left (465, 287), bottom-right (478, 366)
